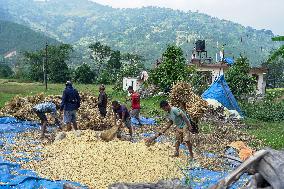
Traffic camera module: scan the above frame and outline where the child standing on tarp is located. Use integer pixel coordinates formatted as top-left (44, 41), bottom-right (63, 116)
top-left (33, 102), bottom-right (61, 139)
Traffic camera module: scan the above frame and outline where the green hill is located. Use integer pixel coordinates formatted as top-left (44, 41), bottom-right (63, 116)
top-left (1, 0), bottom-right (281, 67)
top-left (0, 20), bottom-right (59, 56)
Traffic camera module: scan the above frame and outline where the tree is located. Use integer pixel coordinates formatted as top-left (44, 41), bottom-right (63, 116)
top-left (266, 46), bottom-right (284, 88)
top-left (122, 53), bottom-right (145, 64)
top-left (89, 42), bottom-right (111, 75)
top-left (149, 44), bottom-right (192, 90)
top-left (47, 44), bottom-right (73, 83)
top-left (266, 36), bottom-right (284, 88)
top-left (272, 36), bottom-right (284, 41)
top-left (23, 50), bottom-right (44, 82)
top-left (265, 57), bottom-right (284, 88)
top-left (268, 45), bottom-right (284, 62)
top-left (107, 50), bottom-right (122, 70)
top-left (104, 50), bottom-right (122, 84)
top-left (24, 44), bottom-right (73, 83)
top-left (0, 64), bottom-right (13, 78)
top-left (74, 63), bottom-right (96, 84)
top-left (226, 56), bottom-right (256, 98)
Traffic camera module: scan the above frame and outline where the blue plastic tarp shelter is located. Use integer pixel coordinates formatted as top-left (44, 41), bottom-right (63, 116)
top-left (201, 75), bottom-right (242, 115)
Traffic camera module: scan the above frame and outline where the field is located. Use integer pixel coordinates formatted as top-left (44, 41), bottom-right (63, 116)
top-left (0, 79), bottom-right (283, 149)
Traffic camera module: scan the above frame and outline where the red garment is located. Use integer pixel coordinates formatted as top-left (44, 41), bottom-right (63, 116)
top-left (131, 92), bottom-right (140, 109)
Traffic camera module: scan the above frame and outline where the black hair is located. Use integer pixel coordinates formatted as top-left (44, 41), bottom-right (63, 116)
top-left (127, 86), bottom-right (133, 90)
top-left (112, 101), bottom-right (119, 106)
top-left (65, 81), bottom-right (72, 87)
top-left (160, 100), bottom-right (169, 108)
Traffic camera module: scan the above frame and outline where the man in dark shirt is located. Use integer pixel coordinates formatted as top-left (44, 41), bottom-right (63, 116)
top-left (96, 84), bottom-right (107, 117)
top-left (60, 81), bottom-right (81, 131)
top-left (112, 101), bottom-right (133, 139)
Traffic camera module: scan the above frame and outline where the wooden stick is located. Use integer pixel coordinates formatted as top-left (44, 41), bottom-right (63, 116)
top-left (219, 155), bottom-right (243, 163)
top-left (209, 150), bottom-right (269, 189)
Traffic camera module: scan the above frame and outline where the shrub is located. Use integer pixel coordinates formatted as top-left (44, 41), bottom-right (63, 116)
top-left (241, 92), bottom-right (284, 122)
top-left (0, 64), bottom-right (13, 78)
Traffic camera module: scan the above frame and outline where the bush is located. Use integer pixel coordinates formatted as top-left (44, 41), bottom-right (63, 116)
top-left (97, 70), bottom-right (113, 85)
top-left (241, 97), bottom-right (284, 122)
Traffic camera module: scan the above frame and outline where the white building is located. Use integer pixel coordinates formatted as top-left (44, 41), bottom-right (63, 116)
top-left (189, 59), bottom-right (268, 96)
top-left (122, 77), bottom-right (142, 91)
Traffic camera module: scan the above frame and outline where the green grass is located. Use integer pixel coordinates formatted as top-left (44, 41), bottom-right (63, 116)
top-left (244, 118), bottom-right (284, 150)
top-left (0, 79), bottom-right (163, 117)
top-left (0, 79), bottom-right (107, 107)
top-left (1, 79), bottom-right (283, 150)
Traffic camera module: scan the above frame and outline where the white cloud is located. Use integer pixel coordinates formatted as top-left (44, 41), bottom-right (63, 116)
top-left (92, 0), bottom-right (284, 35)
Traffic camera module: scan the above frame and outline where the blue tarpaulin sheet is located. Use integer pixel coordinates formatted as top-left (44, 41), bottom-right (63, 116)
top-left (0, 117), bottom-right (86, 189)
top-left (224, 57), bottom-right (235, 65)
top-left (0, 117), bottom-right (249, 188)
top-left (202, 75), bottom-right (242, 115)
top-left (131, 116), bottom-right (156, 126)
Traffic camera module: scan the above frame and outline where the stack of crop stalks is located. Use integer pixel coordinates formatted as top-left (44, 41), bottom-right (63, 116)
top-left (169, 82), bottom-right (208, 120)
top-left (0, 93), bottom-right (114, 130)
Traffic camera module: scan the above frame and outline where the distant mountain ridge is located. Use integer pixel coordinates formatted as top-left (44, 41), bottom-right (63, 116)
top-left (0, 19), bottom-right (59, 56)
top-left (0, 0), bottom-right (280, 67)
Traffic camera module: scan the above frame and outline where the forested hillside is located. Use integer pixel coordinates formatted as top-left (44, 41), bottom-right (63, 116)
top-left (0, 20), bottom-right (59, 55)
top-left (0, 0), bottom-right (280, 67)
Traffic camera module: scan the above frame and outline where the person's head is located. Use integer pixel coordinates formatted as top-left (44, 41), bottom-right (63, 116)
top-left (160, 100), bottom-right (171, 112)
top-left (65, 81), bottom-right (72, 87)
top-left (99, 84), bottom-right (105, 92)
top-left (127, 86), bottom-right (134, 94)
top-left (112, 101), bottom-right (120, 110)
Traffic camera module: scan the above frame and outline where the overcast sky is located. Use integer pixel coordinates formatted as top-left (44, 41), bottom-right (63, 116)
top-left (92, 0), bottom-right (284, 35)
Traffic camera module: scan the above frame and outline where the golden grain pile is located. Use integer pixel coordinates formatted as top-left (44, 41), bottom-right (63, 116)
top-left (0, 93), bottom-right (114, 130)
top-left (22, 130), bottom-right (186, 189)
top-left (170, 82), bottom-right (208, 120)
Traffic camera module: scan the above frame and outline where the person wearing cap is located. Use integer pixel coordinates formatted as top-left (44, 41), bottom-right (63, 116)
top-left (112, 101), bottom-right (133, 140)
top-left (127, 86), bottom-right (142, 126)
top-left (33, 102), bottom-right (61, 139)
top-left (60, 81), bottom-right (81, 131)
top-left (147, 100), bottom-right (194, 159)
top-left (96, 84), bottom-right (108, 117)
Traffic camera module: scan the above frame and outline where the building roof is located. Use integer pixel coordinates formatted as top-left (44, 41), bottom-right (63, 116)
top-left (250, 67), bottom-right (268, 73)
top-left (189, 59), bottom-right (268, 73)
top-left (189, 59), bottom-right (229, 69)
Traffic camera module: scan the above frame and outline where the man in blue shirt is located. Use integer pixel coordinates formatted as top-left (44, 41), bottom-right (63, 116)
top-left (60, 81), bottom-right (81, 131)
top-left (33, 102), bottom-right (61, 139)
top-left (147, 100), bottom-right (194, 159)
top-left (112, 101), bottom-right (133, 139)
